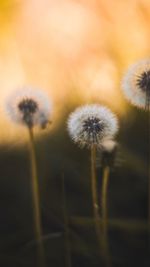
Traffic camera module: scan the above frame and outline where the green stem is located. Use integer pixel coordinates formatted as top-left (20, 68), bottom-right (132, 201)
top-left (101, 166), bottom-right (111, 267)
top-left (90, 145), bottom-right (101, 250)
top-left (28, 127), bottom-right (46, 267)
top-left (62, 172), bottom-right (72, 267)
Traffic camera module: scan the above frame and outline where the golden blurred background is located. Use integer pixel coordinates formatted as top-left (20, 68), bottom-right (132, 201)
top-left (0, 0), bottom-right (150, 142)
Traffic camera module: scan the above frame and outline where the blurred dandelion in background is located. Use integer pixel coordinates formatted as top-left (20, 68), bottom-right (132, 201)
top-left (5, 87), bottom-right (52, 267)
top-left (97, 139), bottom-right (119, 266)
top-left (6, 87), bottom-right (52, 129)
top-left (122, 59), bottom-right (150, 110)
top-left (99, 139), bottom-right (119, 168)
top-left (122, 58), bottom-right (150, 246)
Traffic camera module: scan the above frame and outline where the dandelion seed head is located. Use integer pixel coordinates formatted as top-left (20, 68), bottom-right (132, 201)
top-left (98, 139), bottom-right (119, 168)
top-left (101, 139), bottom-right (118, 153)
top-left (122, 59), bottom-right (150, 110)
top-left (6, 87), bottom-right (52, 128)
top-left (67, 104), bottom-right (119, 148)
top-left (136, 70), bottom-right (150, 92)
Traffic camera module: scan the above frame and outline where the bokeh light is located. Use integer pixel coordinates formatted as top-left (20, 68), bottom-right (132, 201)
top-left (0, 0), bottom-right (150, 142)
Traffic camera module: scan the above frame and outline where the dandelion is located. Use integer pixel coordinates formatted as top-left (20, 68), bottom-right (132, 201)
top-left (122, 60), bottom-right (150, 230)
top-left (5, 87), bottom-right (52, 267)
top-left (98, 139), bottom-right (119, 266)
top-left (122, 59), bottom-right (150, 110)
top-left (67, 104), bottom-right (118, 148)
top-left (99, 139), bottom-right (118, 168)
top-left (6, 87), bottom-right (52, 129)
top-left (67, 104), bottom-right (119, 259)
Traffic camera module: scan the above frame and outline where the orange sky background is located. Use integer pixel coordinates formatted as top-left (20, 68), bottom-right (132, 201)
top-left (0, 0), bottom-right (150, 143)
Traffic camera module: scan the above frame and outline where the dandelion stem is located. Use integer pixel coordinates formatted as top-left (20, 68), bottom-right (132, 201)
top-left (146, 88), bottom-right (150, 234)
top-left (28, 127), bottom-right (46, 267)
top-left (62, 172), bottom-right (72, 267)
top-left (90, 145), bottom-right (101, 251)
top-left (101, 166), bottom-right (111, 267)
top-left (147, 102), bottom-right (150, 253)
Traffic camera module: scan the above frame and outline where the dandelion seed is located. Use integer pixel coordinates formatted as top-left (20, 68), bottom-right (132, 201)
top-left (6, 87), bottom-right (52, 128)
top-left (122, 59), bottom-right (150, 110)
top-left (67, 104), bottom-right (119, 148)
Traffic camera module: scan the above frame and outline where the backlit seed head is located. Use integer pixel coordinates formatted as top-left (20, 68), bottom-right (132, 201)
top-left (122, 59), bottom-right (150, 110)
top-left (101, 139), bottom-right (118, 153)
top-left (6, 87), bottom-right (52, 128)
top-left (67, 104), bottom-right (119, 148)
top-left (98, 139), bottom-right (119, 168)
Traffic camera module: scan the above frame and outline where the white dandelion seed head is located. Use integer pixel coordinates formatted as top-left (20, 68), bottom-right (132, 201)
top-left (100, 139), bottom-right (118, 153)
top-left (5, 87), bottom-right (52, 128)
top-left (122, 59), bottom-right (150, 110)
top-left (67, 104), bottom-right (119, 148)
top-left (98, 139), bottom-right (119, 168)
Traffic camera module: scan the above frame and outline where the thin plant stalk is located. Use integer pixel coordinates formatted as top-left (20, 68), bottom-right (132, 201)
top-left (146, 91), bottom-right (150, 229)
top-left (28, 127), bottom-right (46, 267)
top-left (148, 110), bottom-right (150, 226)
top-left (147, 103), bottom-right (150, 251)
top-left (101, 166), bottom-right (111, 267)
top-left (90, 144), bottom-right (101, 250)
top-left (62, 172), bottom-right (72, 267)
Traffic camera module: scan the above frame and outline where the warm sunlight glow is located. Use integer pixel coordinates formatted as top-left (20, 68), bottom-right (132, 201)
top-left (0, 0), bottom-right (150, 142)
